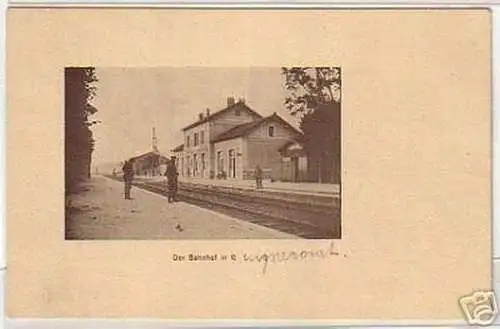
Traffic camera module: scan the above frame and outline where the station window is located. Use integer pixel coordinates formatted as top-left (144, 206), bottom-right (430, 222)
top-left (228, 149), bottom-right (236, 178)
top-left (268, 125), bottom-right (275, 137)
top-left (217, 151), bottom-right (224, 172)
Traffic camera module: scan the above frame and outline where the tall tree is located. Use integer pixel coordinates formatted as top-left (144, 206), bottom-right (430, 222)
top-left (65, 67), bottom-right (99, 193)
top-left (282, 67), bottom-right (341, 183)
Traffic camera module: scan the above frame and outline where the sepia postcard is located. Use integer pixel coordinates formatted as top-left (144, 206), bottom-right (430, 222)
top-left (6, 8), bottom-right (492, 322)
top-left (64, 67), bottom-right (341, 241)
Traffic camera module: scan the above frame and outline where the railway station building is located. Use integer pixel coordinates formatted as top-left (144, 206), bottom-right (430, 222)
top-left (171, 97), bottom-right (308, 182)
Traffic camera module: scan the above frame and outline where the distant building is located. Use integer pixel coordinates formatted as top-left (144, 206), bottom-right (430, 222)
top-left (172, 97), bottom-right (305, 181)
top-left (128, 127), bottom-right (170, 176)
top-left (130, 151), bottom-right (170, 176)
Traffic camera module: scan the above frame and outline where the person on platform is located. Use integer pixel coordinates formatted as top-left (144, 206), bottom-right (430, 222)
top-left (165, 157), bottom-right (179, 203)
top-left (122, 158), bottom-right (135, 200)
top-left (255, 164), bottom-right (263, 189)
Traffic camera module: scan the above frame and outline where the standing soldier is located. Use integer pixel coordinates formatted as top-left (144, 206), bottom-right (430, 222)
top-left (122, 158), bottom-right (135, 200)
top-left (255, 164), bottom-right (263, 189)
top-left (165, 157), bottom-right (179, 203)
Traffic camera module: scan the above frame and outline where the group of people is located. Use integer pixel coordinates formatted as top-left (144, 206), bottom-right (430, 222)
top-left (121, 157), bottom-right (179, 202)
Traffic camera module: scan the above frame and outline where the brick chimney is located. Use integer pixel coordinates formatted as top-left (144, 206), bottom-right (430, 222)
top-left (206, 108), bottom-right (210, 117)
top-left (198, 112), bottom-right (203, 121)
top-left (227, 97), bottom-right (235, 107)
top-left (238, 97), bottom-right (245, 104)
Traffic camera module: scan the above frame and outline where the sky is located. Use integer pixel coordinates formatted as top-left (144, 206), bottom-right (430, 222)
top-left (90, 67), bottom-right (301, 168)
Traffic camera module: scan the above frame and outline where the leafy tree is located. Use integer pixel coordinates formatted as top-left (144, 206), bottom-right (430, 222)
top-left (282, 67), bottom-right (341, 183)
top-left (65, 67), bottom-right (99, 193)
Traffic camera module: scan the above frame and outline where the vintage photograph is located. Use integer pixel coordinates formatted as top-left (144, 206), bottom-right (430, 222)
top-left (65, 67), bottom-right (341, 240)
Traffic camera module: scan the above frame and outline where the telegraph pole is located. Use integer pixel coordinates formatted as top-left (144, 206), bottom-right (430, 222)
top-left (152, 127), bottom-right (160, 176)
top-left (152, 127), bottom-right (159, 153)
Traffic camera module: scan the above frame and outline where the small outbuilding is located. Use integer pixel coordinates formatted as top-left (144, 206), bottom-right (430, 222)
top-left (279, 140), bottom-right (308, 182)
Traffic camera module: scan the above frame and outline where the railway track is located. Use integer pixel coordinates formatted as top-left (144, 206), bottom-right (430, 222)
top-left (107, 175), bottom-right (341, 239)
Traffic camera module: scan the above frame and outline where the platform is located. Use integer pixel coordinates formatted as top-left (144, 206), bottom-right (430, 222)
top-left (136, 175), bottom-right (340, 197)
top-left (65, 175), bottom-right (297, 240)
